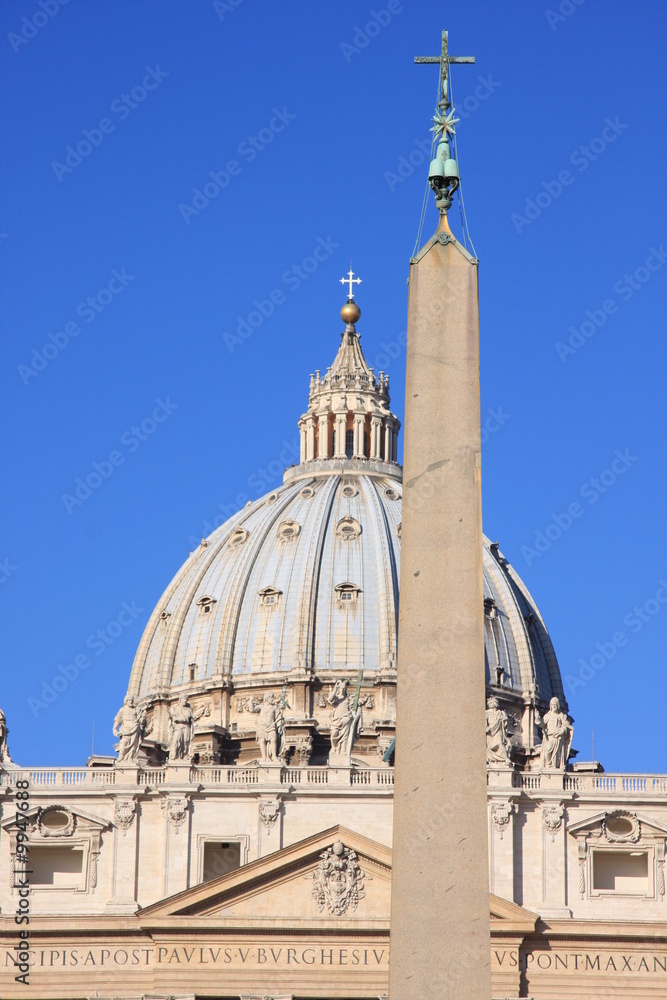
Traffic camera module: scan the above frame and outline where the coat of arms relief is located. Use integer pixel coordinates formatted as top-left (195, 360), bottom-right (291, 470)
top-left (307, 839), bottom-right (368, 915)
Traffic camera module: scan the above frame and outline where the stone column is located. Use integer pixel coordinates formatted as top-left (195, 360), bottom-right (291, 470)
top-left (334, 412), bottom-right (347, 458)
top-left (317, 414), bottom-right (329, 459)
top-left (370, 415), bottom-right (382, 459)
top-left (305, 415), bottom-right (316, 461)
top-left (299, 423), bottom-right (307, 463)
top-left (488, 797), bottom-right (517, 902)
top-left (161, 789), bottom-right (192, 898)
top-left (540, 798), bottom-right (571, 917)
top-left (383, 421), bottom-right (393, 462)
top-left (106, 783), bottom-right (141, 913)
top-left (353, 412), bottom-right (365, 457)
top-left (389, 216), bottom-right (491, 999)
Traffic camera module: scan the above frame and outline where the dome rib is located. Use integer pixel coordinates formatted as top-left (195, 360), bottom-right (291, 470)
top-left (364, 477), bottom-right (400, 669)
top-left (217, 483), bottom-right (303, 677)
top-left (293, 476), bottom-right (339, 672)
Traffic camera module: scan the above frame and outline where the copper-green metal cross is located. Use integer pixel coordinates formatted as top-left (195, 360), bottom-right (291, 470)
top-left (414, 30), bottom-right (475, 113)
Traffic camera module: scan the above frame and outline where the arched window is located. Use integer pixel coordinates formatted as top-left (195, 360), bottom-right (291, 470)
top-left (196, 596), bottom-right (216, 616)
top-left (345, 429), bottom-right (354, 458)
top-left (334, 582), bottom-right (361, 608)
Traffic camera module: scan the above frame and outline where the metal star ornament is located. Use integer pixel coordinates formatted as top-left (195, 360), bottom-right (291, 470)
top-left (430, 108), bottom-right (459, 138)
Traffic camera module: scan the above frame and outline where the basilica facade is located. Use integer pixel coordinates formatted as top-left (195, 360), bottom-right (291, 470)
top-left (2, 299), bottom-right (667, 999)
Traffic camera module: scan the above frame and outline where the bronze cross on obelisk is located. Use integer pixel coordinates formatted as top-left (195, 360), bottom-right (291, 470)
top-left (414, 29), bottom-right (475, 114)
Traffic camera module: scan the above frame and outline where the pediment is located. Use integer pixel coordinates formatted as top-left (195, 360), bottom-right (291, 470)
top-left (568, 809), bottom-right (667, 840)
top-left (141, 825), bottom-right (391, 923)
top-left (2, 803), bottom-right (111, 836)
top-left (489, 894), bottom-right (539, 932)
top-left (139, 824), bottom-right (538, 932)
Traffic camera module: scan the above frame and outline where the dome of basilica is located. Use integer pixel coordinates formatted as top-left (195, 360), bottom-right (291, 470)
top-left (126, 300), bottom-right (566, 766)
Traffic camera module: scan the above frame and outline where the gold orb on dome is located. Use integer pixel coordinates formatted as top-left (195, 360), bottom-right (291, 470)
top-left (340, 301), bottom-right (361, 325)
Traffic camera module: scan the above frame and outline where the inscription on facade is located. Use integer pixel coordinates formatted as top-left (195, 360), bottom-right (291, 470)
top-left (494, 949), bottom-right (667, 975)
top-left (4, 944), bottom-right (389, 970)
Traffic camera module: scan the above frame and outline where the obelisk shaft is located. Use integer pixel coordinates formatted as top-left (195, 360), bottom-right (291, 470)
top-left (388, 216), bottom-right (491, 998)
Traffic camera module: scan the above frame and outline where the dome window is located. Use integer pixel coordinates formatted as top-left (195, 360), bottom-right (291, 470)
top-left (159, 610), bottom-right (171, 626)
top-left (266, 492), bottom-right (279, 506)
top-left (197, 596), bottom-right (216, 616)
top-left (384, 487), bottom-right (400, 500)
top-left (229, 527), bottom-right (249, 549)
top-left (341, 483), bottom-right (358, 498)
top-left (335, 582), bottom-right (361, 608)
top-left (188, 662), bottom-right (198, 682)
top-left (300, 486), bottom-right (315, 499)
top-left (259, 586), bottom-right (282, 609)
top-left (336, 516), bottom-right (361, 540)
top-left (484, 597), bottom-right (498, 620)
top-left (277, 519), bottom-right (301, 542)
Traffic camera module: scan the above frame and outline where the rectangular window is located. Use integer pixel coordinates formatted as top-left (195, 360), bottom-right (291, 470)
top-left (203, 841), bottom-right (241, 882)
top-left (31, 847), bottom-right (84, 887)
top-left (593, 850), bottom-right (649, 893)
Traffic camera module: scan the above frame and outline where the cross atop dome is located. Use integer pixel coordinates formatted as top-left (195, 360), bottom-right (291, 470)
top-left (340, 269), bottom-right (362, 300)
top-left (339, 269), bottom-right (362, 328)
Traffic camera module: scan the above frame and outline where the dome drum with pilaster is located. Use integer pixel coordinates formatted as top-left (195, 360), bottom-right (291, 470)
top-left (126, 291), bottom-right (567, 769)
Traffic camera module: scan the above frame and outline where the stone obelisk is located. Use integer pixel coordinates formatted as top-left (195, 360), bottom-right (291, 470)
top-left (388, 32), bottom-right (492, 999)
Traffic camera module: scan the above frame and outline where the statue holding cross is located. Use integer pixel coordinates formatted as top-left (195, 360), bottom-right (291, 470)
top-left (327, 671), bottom-right (367, 765)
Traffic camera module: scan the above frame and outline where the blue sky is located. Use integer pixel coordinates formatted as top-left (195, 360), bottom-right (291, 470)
top-left (1, 0), bottom-right (665, 770)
